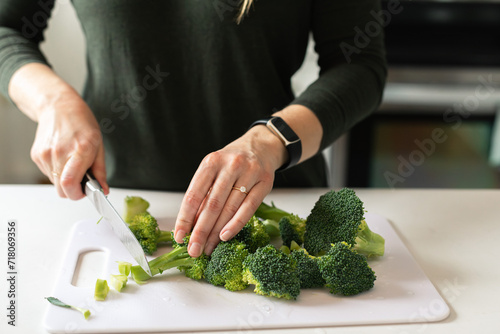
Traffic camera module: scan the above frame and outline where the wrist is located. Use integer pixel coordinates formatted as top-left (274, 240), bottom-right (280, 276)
top-left (249, 116), bottom-right (302, 171)
top-left (245, 125), bottom-right (288, 172)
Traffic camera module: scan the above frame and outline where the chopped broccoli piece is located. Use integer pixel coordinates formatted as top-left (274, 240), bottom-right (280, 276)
top-left (124, 196), bottom-right (150, 223)
top-left (318, 242), bottom-right (376, 296)
top-left (290, 248), bottom-right (325, 289)
top-left (204, 240), bottom-right (249, 291)
top-left (304, 188), bottom-right (384, 256)
top-left (128, 212), bottom-right (173, 255)
top-left (109, 274), bottom-right (128, 292)
top-left (94, 279), bottom-right (109, 301)
top-left (353, 220), bottom-right (385, 258)
top-left (279, 214), bottom-right (306, 247)
top-left (242, 245), bottom-right (300, 300)
top-left (45, 297), bottom-right (91, 320)
top-left (233, 216), bottom-right (270, 252)
top-left (117, 261), bottom-right (132, 276)
top-left (130, 234), bottom-right (208, 283)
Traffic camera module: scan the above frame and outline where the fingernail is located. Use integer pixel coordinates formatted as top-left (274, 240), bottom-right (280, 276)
top-left (220, 230), bottom-right (231, 242)
top-left (189, 242), bottom-right (202, 257)
top-left (175, 230), bottom-right (186, 243)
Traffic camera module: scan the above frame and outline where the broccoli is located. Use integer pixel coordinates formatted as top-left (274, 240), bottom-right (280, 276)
top-left (124, 196), bottom-right (150, 223)
top-left (130, 234), bottom-right (208, 284)
top-left (303, 188), bottom-right (384, 256)
top-left (242, 245), bottom-right (301, 300)
top-left (94, 279), bottom-right (109, 301)
top-left (290, 247), bottom-right (325, 289)
top-left (318, 242), bottom-right (376, 296)
top-left (128, 212), bottom-right (173, 255)
top-left (45, 297), bottom-right (91, 320)
top-left (279, 214), bottom-right (306, 247)
top-left (109, 274), bottom-right (128, 292)
top-left (353, 220), bottom-right (385, 258)
top-left (204, 240), bottom-right (249, 291)
top-left (233, 216), bottom-right (270, 252)
top-left (254, 202), bottom-right (307, 247)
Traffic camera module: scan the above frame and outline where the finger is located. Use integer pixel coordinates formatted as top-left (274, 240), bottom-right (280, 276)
top-left (59, 153), bottom-right (90, 200)
top-left (203, 185), bottom-right (250, 255)
top-left (203, 176), bottom-right (256, 255)
top-left (91, 144), bottom-right (108, 195)
top-left (174, 155), bottom-right (220, 244)
top-left (219, 181), bottom-right (272, 242)
top-left (187, 176), bottom-right (235, 257)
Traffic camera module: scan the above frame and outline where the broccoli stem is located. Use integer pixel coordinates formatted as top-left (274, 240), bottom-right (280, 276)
top-left (130, 246), bottom-right (194, 283)
top-left (157, 230), bottom-right (173, 244)
top-left (255, 202), bottom-right (291, 222)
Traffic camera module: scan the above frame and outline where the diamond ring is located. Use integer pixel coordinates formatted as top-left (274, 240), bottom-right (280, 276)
top-left (232, 186), bottom-right (248, 195)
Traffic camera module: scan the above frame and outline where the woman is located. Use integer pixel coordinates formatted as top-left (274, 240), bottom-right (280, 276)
top-left (0, 0), bottom-right (386, 258)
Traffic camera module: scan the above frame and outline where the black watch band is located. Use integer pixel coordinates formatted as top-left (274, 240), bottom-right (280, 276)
top-left (249, 116), bottom-right (302, 171)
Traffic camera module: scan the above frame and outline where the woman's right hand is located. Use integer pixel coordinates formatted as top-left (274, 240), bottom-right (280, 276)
top-left (9, 63), bottom-right (108, 199)
top-left (31, 95), bottom-right (108, 199)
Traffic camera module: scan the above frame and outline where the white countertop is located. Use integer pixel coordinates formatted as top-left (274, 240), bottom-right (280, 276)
top-left (0, 185), bottom-right (499, 334)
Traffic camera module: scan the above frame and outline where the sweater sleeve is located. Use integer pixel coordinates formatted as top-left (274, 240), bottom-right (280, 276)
top-left (292, 0), bottom-right (387, 151)
top-left (0, 0), bottom-right (55, 101)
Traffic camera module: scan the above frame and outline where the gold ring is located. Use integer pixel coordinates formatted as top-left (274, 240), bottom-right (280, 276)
top-left (232, 186), bottom-right (248, 195)
top-left (52, 171), bottom-right (59, 178)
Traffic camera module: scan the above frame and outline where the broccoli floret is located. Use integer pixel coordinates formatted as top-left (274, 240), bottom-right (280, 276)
top-left (204, 240), bottom-right (249, 291)
top-left (303, 188), bottom-right (384, 256)
top-left (233, 216), bottom-right (270, 252)
top-left (290, 248), bottom-right (325, 289)
top-left (124, 196), bottom-right (150, 223)
top-left (130, 234), bottom-right (208, 283)
top-left (318, 242), bottom-right (376, 296)
top-left (353, 220), bottom-right (385, 258)
top-left (279, 214), bottom-right (306, 247)
top-left (128, 213), bottom-right (173, 255)
top-left (242, 245), bottom-right (300, 300)
top-left (45, 297), bottom-right (91, 320)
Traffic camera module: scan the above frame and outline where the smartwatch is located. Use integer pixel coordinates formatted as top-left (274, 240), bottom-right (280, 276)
top-left (249, 116), bottom-right (302, 171)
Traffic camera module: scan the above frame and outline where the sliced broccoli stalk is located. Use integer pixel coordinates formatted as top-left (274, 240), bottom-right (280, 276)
top-left (117, 261), bottom-right (132, 276)
top-left (204, 240), bottom-right (249, 291)
top-left (45, 297), bottom-right (91, 320)
top-left (318, 242), bottom-right (376, 296)
top-left (353, 220), bottom-right (385, 258)
top-left (128, 213), bottom-right (173, 255)
top-left (242, 245), bottom-right (301, 300)
top-left (233, 216), bottom-right (270, 253)
top-left (124, 196), bottom-right (150, 223)
top-left (279, 214), bottom-right (306, 247)
top-left (109, 274), bottom-right (128, 292)
top-left (261, 219), bottom-right (280, 238)
top-left (94, 279), bottom-right (109, 301)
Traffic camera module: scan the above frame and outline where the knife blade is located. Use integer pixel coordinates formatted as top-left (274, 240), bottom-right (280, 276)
top-left (82, 172), bottom-right (152, 277)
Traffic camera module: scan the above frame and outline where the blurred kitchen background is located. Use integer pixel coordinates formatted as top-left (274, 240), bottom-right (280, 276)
top-left (1, 0), bottom-right (500, 188)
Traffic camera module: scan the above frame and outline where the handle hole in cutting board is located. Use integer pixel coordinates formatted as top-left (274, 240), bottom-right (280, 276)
top-left (71, 250), bottom-right (107, 288)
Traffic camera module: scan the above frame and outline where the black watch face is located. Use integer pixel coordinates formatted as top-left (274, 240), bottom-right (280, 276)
top-left (271, 117), bottom-right (288, 134)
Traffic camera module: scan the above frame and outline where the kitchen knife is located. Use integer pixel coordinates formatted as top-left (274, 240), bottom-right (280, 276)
top-left (81, 171), bottom-right (152, 276)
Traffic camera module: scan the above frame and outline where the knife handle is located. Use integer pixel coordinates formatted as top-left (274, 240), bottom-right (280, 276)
top-left (81, 170), bottom-right (102, 195)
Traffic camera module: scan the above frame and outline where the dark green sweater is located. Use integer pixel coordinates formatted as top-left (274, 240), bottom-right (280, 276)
top-left (0, 0), bottom-right (386, 191)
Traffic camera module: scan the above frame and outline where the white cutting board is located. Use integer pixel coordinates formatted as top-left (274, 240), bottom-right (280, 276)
top-left (43, 213), bottom-right (450, 333)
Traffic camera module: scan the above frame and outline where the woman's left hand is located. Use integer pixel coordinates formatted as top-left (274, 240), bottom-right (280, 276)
top-left (173, 125), bottom-right (287, 257)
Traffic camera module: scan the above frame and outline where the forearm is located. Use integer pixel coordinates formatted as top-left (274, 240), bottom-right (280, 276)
top-left (8, 63), bottom-right (82, 122)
